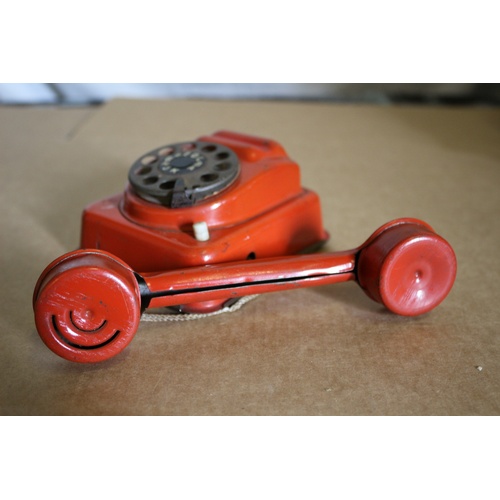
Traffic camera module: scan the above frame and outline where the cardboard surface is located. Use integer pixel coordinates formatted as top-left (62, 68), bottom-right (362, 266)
top-left (1, 99), bottom-right (499, 415)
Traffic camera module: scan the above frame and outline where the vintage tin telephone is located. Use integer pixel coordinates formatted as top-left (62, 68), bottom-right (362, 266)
top-left (33, 131), bottom-right (457, 363)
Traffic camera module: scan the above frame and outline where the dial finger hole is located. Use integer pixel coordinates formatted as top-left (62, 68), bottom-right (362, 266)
top-left (158, 147), bottom-right (174, 156)
top-left (200, 173), bottom-right (219, 182)
top-left (159, 180), bottom-right (177, 190)
top-left (143, 176), bottom-right (159, 185)
top-left (215, 162), bottom-right (231, 171)
top-left (201, 144), bottom-right (217, 153)
top-left (135, 165), bottom-right (152, 176)
top-left (141, 155), bottom-right (157, 165)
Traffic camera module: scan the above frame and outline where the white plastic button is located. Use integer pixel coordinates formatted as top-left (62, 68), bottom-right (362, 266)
top-left (193, 221), bottom-right (210, 241)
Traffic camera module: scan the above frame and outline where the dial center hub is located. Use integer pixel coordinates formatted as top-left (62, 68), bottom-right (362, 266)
top-left (170, 156), bottom-right (195, 169)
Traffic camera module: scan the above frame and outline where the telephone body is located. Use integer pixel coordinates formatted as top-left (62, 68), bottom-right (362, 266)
top-left (81, 131), bottom-right (328, 312)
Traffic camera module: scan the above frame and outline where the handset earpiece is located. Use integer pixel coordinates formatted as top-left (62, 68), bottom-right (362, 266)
top-left (33, 250), bottom-right (141, 363)
top-left (33, 218), bottom-right (456, 363)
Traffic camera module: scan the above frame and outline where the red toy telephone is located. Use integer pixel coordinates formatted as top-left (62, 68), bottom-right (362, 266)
top-left (33, 131), bottom-right (457, 363)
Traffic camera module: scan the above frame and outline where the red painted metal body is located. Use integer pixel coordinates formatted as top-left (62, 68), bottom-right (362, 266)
top-left (32, 131), bottom-right (457, 363)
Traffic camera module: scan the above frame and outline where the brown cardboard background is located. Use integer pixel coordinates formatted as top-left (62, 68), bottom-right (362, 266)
top-left (1, 99), bottom-right (499, 415)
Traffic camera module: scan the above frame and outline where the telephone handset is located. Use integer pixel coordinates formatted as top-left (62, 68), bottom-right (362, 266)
top-left (33, 131), bottom-right (457, 363)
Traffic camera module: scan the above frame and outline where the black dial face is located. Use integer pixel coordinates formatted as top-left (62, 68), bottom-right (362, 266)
top-left (159, 150), bottom-right (205, 173)
top-left (128, 141), bottom-right (240, 207)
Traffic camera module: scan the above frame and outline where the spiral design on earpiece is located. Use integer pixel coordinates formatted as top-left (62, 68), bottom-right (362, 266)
top-left (33, 250), bottom-right (141, 363)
